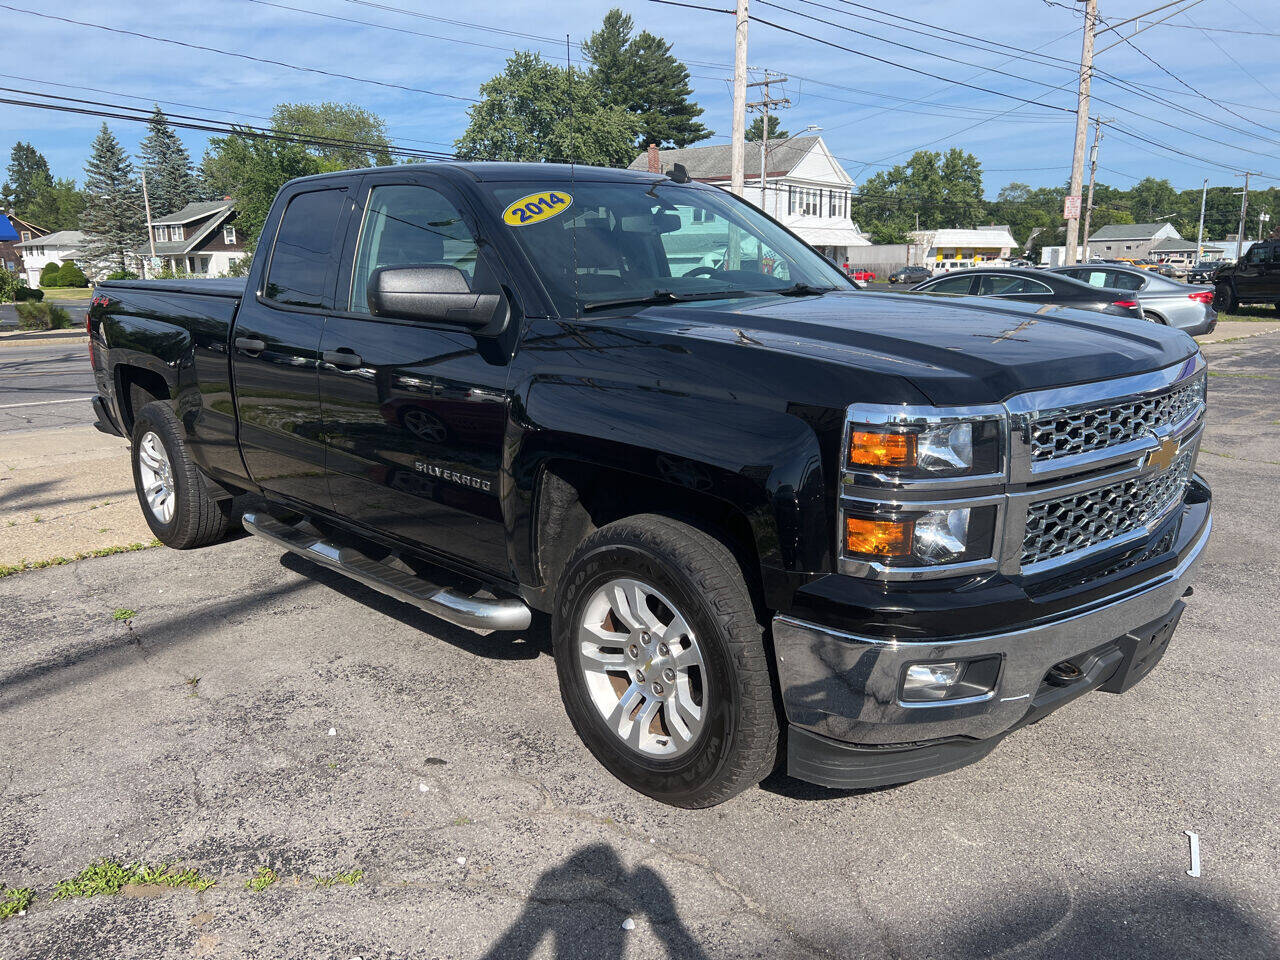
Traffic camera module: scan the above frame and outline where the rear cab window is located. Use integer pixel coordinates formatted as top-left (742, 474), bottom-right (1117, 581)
top-left (264, 188), bottom-right (347, 309)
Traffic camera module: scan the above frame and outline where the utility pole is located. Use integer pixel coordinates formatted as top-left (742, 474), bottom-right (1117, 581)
top-left (1064, 0), bottom-right (1098, 265)
top-left (1080, 117), bottom-right (1108, 262)
top-left (1235, 172), bottom-right (1251, 262)
top-left (1195, 178), bottom-right (1207, 261)
top-left (729, 0), bottom-right (749, 198)
top-left (746, 71), bottom-right (790, 215)
top-left (141, 167), bottom-right (156, 280)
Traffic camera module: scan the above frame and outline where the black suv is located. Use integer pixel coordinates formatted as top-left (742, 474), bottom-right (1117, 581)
top-left (1213, 241), bottom-right (1280, 311)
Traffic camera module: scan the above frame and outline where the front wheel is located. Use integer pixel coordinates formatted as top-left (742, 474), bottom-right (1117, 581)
top-left (130, 401), bottom-right (230, 549)
top-left (1214, 282), bottom-right (1238, 313)
top-left (552, 515), bottom-right (778, 807)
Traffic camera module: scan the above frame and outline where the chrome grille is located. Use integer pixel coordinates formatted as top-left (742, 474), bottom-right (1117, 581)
top-left (1030, 375), bottom-right (1205, 463)
top-left (1022, 451), bottom-right (1193, 567)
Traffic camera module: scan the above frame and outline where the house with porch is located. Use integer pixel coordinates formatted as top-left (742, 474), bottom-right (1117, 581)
top-left (629, 136), bottom-right (869, 267)
top-left (145, 200), bottom-right (246, 276)
top-left (13, 229), bottom-right (94, 286)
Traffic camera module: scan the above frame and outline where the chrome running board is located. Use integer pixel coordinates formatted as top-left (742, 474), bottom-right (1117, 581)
top-left (242, 511), bottom-right (531, 633)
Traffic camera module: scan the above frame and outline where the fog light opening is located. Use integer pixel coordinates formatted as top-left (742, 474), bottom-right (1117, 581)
top-left (901, 655), bottom-right (1002, 704)
top-left (902, 661), bottom-right (963, 701)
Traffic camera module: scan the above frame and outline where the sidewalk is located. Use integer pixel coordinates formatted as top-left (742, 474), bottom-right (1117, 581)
top-left (0, 327), bottom-right (88, 345)
top-left (1195, 320), bottom-right (1280, 344)
top-left (0, 424), bottom-right (155, 569)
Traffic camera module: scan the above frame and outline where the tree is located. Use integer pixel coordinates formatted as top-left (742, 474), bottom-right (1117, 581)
top-left (39, 261), bottom-right (62, 287)
top-left (454, 52), bottom-right (639, 167)
top-left (5, 142), bottom-right (52, 213)
top-left (200, 132), bottom-right (321, 246)
top-left (270, 101), bottom-right (393, 171)
top-left (22, 177), bottom-right (86, 231)
top-left (582, 9), bottom-right (710, 148)
top-left (1127, 177), bottom-right (1179, 223)
top-left (80, 124), bottom-right (145, 274)
top-left (56, 260), bottom-right (89, 287)
top-left (746, 115), bottom-right (788, 142)
top-left (139, 106), bottom-right (198, 217)
top-left (939, 148), bottom-right (984, 227)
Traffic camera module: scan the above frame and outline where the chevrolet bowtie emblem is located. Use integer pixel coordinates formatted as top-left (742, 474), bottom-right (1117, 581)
top-left (1146, 435), bottom-right (1181, 471)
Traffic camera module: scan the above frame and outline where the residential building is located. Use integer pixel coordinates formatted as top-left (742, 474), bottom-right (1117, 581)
top-left (629, 136), bottom-right (869, 266)
top-left (1149, 237), bottom-right (1223, 268)
top-left (145, 200), bottom-right (245, 276)
top-left (2, 213), bottom-right (48, 279)
top-left (13, 229), bottom-right (92, 286)
top-left (1086, 222), bottom-right (1181, 260)
top-left (909, 226), bottom-right (1019, 272)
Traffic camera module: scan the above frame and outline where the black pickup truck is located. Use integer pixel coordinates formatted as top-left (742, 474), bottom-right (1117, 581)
top-left (88, 163), bottom-right (1212, 807)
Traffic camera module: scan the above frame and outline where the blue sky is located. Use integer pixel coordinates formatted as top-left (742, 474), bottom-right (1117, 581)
top-left (3, 0), bottom-right (1279, 197)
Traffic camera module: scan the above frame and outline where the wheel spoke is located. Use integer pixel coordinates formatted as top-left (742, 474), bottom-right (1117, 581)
top-left (605, 682), bottom-right (643, 734)
top-left (661, 610), bottom-right (692, 644)
top-left (578, 643), bottom-right (626, 673)
top-left (607, 582), bottom-right (642, 631)
top-left (672, 640), bottom-right (704, 672)
top-left (623, 581), bottom-right (660, 630)
top-left (625, 698), bottom-right (660, 751)
top-left (664, 699), bottom-right (695, 744)
top-left (671, 678), bottom-right (703, 725)
top-left (138, 446), bottom-right (162, 471)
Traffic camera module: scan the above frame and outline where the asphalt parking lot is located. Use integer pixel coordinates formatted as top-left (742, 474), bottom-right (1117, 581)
top-left (1, 335), bottom-right (1277, 960)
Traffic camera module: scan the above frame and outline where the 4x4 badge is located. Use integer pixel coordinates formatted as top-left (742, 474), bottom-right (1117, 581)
top-left (1146, 435), bottom-right (1181, 471)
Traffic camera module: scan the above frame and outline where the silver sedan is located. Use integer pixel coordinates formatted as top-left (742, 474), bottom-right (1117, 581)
top-left (1049, 264), bottom-right (1216, 336)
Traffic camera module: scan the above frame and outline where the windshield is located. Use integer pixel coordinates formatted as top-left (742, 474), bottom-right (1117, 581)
top-left (480, 179), bottom-right (849, 315)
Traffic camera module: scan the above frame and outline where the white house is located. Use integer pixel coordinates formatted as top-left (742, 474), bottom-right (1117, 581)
top-left (629, 136), bottom-right (869, 266)
top-left (13, 230), bottom-right (93, 286)
top-left (909, 226), bottom-right (1019, 272)
top-left (144, 201), bottom-right (246, 276)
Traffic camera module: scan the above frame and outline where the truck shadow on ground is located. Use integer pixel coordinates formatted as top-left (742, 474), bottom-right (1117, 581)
top-left (277, 551), bottom-right (552, 660)
top-left (478, 842), bottom-right (1275, 959)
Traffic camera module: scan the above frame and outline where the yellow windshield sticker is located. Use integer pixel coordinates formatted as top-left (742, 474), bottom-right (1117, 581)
top-left (503, 191), bottom-right (573, 227)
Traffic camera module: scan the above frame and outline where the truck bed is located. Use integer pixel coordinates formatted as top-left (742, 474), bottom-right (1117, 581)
top-left (96, 277), bottom-right (246, 299)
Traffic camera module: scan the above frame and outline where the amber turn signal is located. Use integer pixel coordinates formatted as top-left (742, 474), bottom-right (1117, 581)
top-left (845, 516), bottom-right (913, 557)
top-left (849, 430), bottom-right (915, 468)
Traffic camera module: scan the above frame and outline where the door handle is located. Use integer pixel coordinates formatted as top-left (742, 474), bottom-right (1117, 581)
top-left (322, 349), bottom-right (363, 370)
top-left (234, 337), bottom-right (266, 355)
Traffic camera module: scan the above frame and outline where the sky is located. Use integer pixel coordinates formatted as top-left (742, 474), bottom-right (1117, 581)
top-left (3, 0), bottom-right (1280, 199)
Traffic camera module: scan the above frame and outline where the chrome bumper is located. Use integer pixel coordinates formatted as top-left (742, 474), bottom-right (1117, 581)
top-left (773, 511), bottom-right (1211, 745)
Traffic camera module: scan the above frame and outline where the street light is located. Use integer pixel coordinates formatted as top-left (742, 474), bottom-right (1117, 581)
top-left (762, 123), bottom-right (821, 218)
top-left (1258, 212), bottom-right (1271, 241)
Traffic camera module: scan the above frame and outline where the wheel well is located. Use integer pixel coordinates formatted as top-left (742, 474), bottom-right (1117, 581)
top-left (534, 459), bottom-right (764, 612)
top-left (115, 365), bottom-right (171, 433)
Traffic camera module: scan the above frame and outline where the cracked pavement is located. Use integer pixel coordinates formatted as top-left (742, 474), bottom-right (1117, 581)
top-left (0, 335), bottom-right (1277, 959)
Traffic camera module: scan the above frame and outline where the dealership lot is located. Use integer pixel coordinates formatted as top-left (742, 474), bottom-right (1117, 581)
top-left (1, 335), bottom-right (1277, 960)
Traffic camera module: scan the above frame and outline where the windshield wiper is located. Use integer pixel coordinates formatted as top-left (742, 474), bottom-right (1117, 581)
top-left (772, 282), bottom-right (839, 297)
top-left (582, 288), bottom-right (754, 312)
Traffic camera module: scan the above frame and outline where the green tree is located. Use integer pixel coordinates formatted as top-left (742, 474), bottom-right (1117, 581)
top-left (746, 115), bottom-right (788, 142)
top-left (56, 260), bottom-right (89, 287)
top-left (22, 177), bottom-right (86, 231)
top-left (939, 148), bottom-right (984, 227)
top-left (582, 9), bottom-right (710, 148)
top-left (80, 124), bottom-right (145, 274)
top-left (1127, 177), bottom-right (1179, 222)
top-left (5, 142), bottom-right (52, 213)
top-left (453, 52), bottom-right (639, 167)
top-left (270, 101), bottom-right (393, 171)
top-left (40, 261), bottom-right (62, 287)
top-left (139, 106), bottom-right (198, 217)
top-left (199, 132), bottom-right (321, 246)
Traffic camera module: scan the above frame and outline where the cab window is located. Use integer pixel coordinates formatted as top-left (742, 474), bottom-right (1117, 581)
top-left (922, 274), bottom-right (974, 294)
top-left (265, 188), bottom-right (346, 308)
top-left (976, 275), bottom-right (1049, 295)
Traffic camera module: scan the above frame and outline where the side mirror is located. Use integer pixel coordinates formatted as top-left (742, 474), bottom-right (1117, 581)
top-left (367, 265), bottom-right (507, 334)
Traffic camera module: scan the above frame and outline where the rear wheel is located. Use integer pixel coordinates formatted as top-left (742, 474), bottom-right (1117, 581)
top-left (1143, 311), bottom-right (1167, 324)
top-left (130, 401), bottom-right (230, 549)
top-left (1214, 282), bottom-right (1238, 313)
top-left (552, 514), bottom-right (778, 807)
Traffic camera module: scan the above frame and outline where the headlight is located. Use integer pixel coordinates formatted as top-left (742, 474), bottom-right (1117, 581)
top-left (842, 504), bottom-right (997, 568)
top-left (846, 414), bottom-right (1002, 480)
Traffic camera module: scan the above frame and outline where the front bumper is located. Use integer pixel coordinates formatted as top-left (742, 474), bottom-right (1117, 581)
top-left (774, 490), bottom-right (1211, 788)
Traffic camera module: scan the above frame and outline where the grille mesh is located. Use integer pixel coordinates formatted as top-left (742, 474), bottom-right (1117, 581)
top-left (1030, 376), bottom-right (1205, 463)
top-left (1022, 451), bottom-right (1193, 566)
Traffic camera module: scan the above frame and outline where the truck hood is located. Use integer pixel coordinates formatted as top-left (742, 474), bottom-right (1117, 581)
top-left (638, 290), bottom-right (1198, 406)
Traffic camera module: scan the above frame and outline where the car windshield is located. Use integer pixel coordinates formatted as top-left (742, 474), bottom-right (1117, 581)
top-left (479, 179), bottom-right (849, 315)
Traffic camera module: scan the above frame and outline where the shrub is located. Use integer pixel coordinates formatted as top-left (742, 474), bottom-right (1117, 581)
top-left (40, 261), bottom-right (62, 287)
top-left (16, 286), bottom-right (44, 302)
top-left (56, 261), bottom-right (89, 287)
top-left (0, 270), bottom-right (18, 302)
top-left (15, 302), bottom-right (73, 331)
top-left (105, 270), bottom-right (138, 281)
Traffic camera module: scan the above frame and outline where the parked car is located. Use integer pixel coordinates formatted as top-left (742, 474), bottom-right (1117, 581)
top-left (1187, 260), bottom-right (1226, 284)
top-left (1049, 264), bottom-right (1216, 336)
top-left (1007, 258), bottom-right (1034, 268)
top-left (87, 162), bottom-right (1211, 807)
top-left (888, 265), bottom-right (931, 284)
top-left (1211, 239), bottom-right (1280, 312)
top-left (910, 268), bottom-right (1146, 320)
top-left (847, 267), bottom-right (876, 282)
top-left (1152, 263), bottom-right (1185, 280)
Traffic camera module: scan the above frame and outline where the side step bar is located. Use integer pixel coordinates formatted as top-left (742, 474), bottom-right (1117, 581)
top-left (242, 511), bottom-right (531, 633)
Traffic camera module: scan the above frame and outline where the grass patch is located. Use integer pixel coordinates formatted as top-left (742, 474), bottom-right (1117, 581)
top-left (51, 860), bottom-right (216, 900)
top-left (1, 886), bottom-right (35, 921)
top-left (0, 539), bottom-right (162, 578)
top-left (1207, 370), bottom-right (1275, 380)
top-left (245, 866), bottom-right (277, 892)
top-left (112, 608), bottom-right (136, 621)
top-left (39, 286), bottom-right (94, 300)
top-left (1217, 306), bottom-right (1280, 322)
top-left (452, 816), bottom-right (472, 826)
top-left (313, 868), bottom-right (363, 888)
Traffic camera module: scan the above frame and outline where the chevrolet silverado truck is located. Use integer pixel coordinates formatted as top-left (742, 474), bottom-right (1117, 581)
top-left (88, 163), bottom-right (1212, 807)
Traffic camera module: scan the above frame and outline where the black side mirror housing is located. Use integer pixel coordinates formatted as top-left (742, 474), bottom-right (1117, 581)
top-left (367, 265), bottom-right (507, 335)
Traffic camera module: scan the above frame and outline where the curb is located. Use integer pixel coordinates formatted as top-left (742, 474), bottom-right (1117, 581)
top-left (0, 328), bottom-right (88, 344)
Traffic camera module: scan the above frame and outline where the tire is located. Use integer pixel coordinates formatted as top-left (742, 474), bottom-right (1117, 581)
top-left (1214, 282), bottom-right (1238, 313)
top-left (1143, 311), bottom-right (1167, 324)
top-left (130, 400), bottom-right (230, 549)
top-left (552, 514), bottom-right (778, 807)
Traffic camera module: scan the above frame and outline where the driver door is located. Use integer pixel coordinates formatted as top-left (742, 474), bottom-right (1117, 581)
top-left (317, 172), bottom-right (513, 576)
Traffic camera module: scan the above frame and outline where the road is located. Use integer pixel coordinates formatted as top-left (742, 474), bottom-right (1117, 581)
top-left (0, 338), bottom-right (97, 433)
top-left (0, 336), bottom-right (1276, 959)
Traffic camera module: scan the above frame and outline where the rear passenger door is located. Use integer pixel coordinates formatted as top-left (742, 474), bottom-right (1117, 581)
top-left (231, 182), bottom-right (354, 508)
top-left (1234, 243), bottom-right (1269, 301)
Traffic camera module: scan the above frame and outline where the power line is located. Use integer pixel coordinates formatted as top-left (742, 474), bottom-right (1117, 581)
top-left (0, 4), bottom-right (478, 104)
